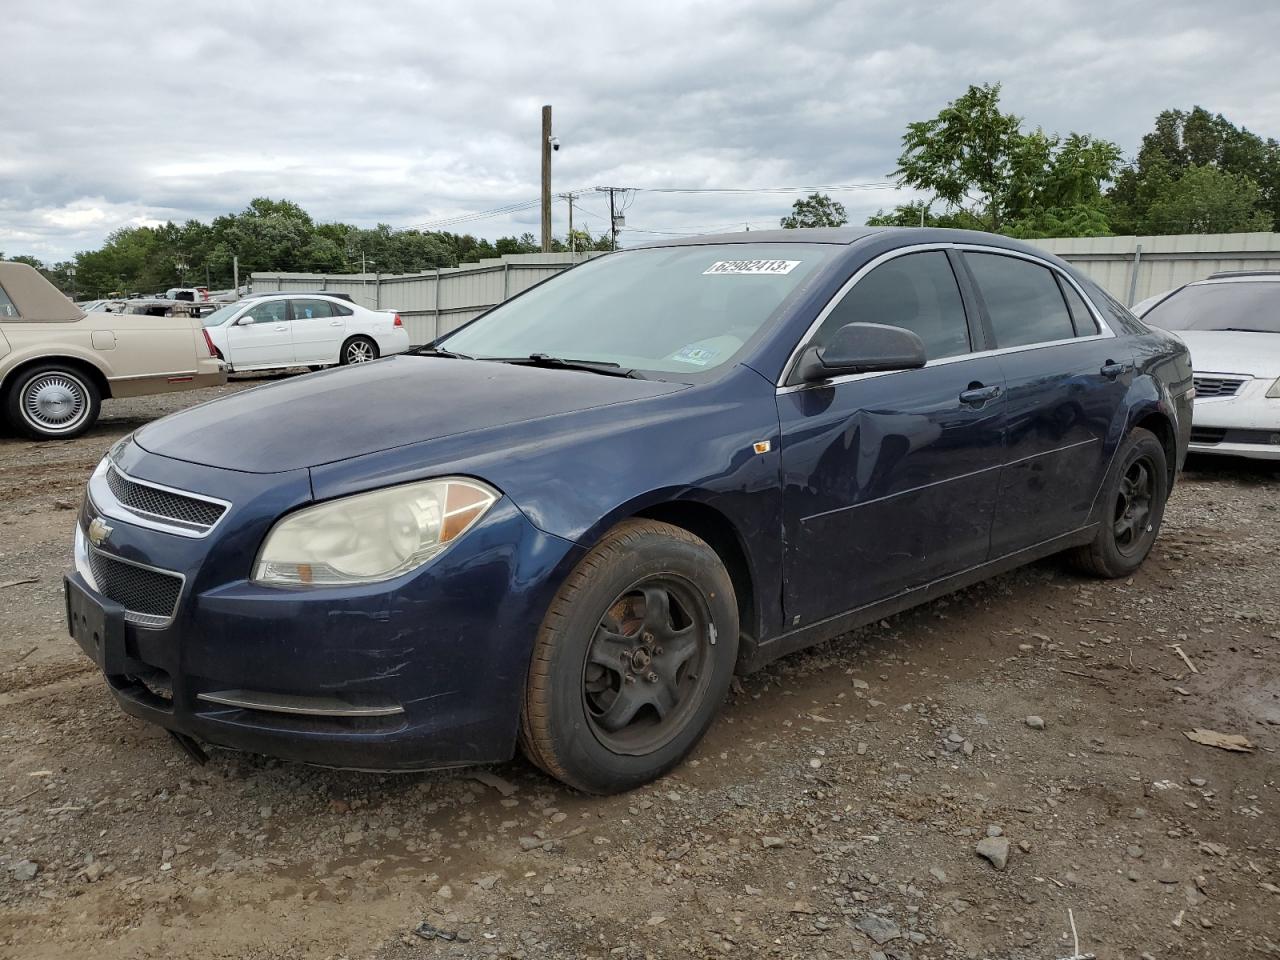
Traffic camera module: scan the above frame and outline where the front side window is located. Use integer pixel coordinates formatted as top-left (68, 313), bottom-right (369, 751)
top-left (1142, 282), bottom-right (1280, 334)
top-left (439, 243), bottom-right (838, 378)
top-left (812, 251), bottom-right (971, 361)
top-left (966, 253), bottom-right (1075, 348)
top-left (240, 300), bottom-right (288, 325)
top-left (0, 283), bottom-right (17, 319)
top-left (291, 298), bottom-right (333, 320)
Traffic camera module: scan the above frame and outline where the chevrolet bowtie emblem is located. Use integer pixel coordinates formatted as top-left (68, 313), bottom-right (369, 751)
top-left (87, 517), bottom-right (113, 547)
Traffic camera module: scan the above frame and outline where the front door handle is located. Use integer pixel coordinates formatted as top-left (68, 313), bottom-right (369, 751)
top-left (273, 324), bottom-right (287, 331)
top-left (959, 384), bottom-right (1002, 406)
top-left (1100, 360), bottom-right (1132, 379)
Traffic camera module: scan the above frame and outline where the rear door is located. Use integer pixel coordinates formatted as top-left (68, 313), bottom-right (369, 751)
top-left (289, 298), bottom-right (343, 363)
top-left (225, 298), bottom-right (294, 368)
top-left (959, 249), bottom-right (1132, 555)
top-left (777, 248), bottom-right (1006, 627)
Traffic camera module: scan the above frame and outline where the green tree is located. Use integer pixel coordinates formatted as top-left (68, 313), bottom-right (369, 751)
top-left (780, 192), bottom-right (848, 228)
top-left (1108, 106), bottom-right (1279, 233)
top-left (876, 83), bottom-right (1120, 237)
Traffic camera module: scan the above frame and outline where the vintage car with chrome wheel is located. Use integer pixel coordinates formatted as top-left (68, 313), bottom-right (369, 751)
top-left (66, 228), bottom-right (1192, 794)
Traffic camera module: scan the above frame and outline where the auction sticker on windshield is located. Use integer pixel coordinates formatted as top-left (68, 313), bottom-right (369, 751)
top-left (703, 259), bottom-right (801, 275)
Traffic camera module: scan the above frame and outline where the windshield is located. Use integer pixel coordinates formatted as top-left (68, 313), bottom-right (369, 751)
top-left (438, 243), bottom-right (837, 376)
top-left (1143, 281), bottom-right (1280, 333)
top-left (201, 302), bottom-right (245, 327)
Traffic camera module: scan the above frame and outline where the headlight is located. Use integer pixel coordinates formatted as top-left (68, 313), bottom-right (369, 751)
top-left (253, 477), bottom-right (498, 587)
top-left (1268, 377), bottom-right (1280, 399)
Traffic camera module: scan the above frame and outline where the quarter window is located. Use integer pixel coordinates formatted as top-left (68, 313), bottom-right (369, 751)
top-left (0, 283), bottom-right (17, 319)
top-left (813, 251), bottom-right (971, 361)
top-left (332, 302), bottom-right (354, 317)
top-left (291, 299), bottom-right (333, 320)
top-left (966, 253), bottom-right (1075, 348)
top-left (1057, 277), bottom-right (1099, 336)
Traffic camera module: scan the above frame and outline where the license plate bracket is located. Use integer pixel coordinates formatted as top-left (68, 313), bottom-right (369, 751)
top-left (65, 574), bottom-right (129, 675)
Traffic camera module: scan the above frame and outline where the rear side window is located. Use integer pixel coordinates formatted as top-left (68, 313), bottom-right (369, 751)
top-left (815, 251), bottom-right (971, 361)
top-left (332, 302), bottom-right (354, 317)
top-left (966, 253), bottom-right (1075, 348)
top-left (0, 283), bottom-right (17, 318)
top-left (1057, 278), bottom-right (1099, 336)
top-left (291, 298), bottom-right (333, 320)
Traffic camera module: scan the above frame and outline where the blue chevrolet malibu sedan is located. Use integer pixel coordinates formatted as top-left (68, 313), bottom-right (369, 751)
top-left (66, 228), bottom-right (1193, 793)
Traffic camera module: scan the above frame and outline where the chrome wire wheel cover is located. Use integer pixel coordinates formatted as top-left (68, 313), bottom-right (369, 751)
top-left (346, 340), bottom-right (375, 363)
top-left (22, 372), bottom-right (90, 433)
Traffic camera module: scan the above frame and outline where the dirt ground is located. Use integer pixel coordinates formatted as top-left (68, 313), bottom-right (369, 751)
top-left (0, 381), bottom-right (1277, 960)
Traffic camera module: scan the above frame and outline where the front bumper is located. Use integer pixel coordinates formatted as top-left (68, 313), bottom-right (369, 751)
top-left (1191, 375), bottom-right (1280, 460)
top-left (69, 446), bottom-right (581, 771)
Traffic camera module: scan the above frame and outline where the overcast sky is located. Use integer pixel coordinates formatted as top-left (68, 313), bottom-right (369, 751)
top-left (4, 0), bottom-right (1279, 263)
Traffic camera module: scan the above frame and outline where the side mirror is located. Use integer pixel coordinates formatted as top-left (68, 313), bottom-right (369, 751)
top-left (796, 322), bottom-right (927, 382)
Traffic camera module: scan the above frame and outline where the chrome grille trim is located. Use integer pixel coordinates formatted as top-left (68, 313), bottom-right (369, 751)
top-left (89, 458), bottom-right (231, 539)
top-left (1192, 375), bottom-right (1247, 399)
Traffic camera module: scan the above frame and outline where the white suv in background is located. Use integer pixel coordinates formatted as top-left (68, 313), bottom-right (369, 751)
top-left (1138, 272), bottom-right (1280, 460)
top-left (201, 293), bottom-right (411, 373)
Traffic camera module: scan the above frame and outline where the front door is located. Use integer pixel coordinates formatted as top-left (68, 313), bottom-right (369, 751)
top-left (959, 251), bottom-right (1131, 555)
top-left (226, 299), bottom-right (294, 368)
top-left (778, 249), bottom-right (1006, 628)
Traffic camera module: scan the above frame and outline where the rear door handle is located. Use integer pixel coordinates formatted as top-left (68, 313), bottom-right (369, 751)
top-left (959, 384), bottom-right (1002, 405)
top-left (329, 320), bottom-right (343, 326)
top-left (1101, 360), bottom-right (1132, 379)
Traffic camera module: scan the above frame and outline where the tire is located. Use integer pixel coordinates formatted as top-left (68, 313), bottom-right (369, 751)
top-left (1071, 427), bottom-right (1169, 578)
top-left (4, 364), bottom-right (101, 440)
top-left (519, 519), bottom-right (739, 794)
top-left (340, 336), bottom-right (378, 365)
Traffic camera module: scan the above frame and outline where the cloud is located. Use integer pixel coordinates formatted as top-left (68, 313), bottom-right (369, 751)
top-left (2, 0), bottom-right (1279, 262)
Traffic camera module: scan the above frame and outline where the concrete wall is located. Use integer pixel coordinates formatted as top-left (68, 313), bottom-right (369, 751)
top-left (1031, 233), bottom-right (1280, 305)
top-left (252, 251), bottom-right (603, 345)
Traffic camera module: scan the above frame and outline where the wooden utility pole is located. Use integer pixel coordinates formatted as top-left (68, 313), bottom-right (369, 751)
top-left (540, 105), bottom-right (553, 252)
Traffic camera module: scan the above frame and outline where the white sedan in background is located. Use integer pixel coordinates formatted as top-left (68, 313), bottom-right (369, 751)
top-left (1138, 272), bottom-right (1280, 460)
top-left (201, 293), bottom-right (410, 372)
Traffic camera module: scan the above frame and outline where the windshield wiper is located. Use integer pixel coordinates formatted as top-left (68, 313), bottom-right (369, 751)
top-left (411, 345), bottom-right (474, 359)
top-left (486, 354), bottom-right (644, 378)
top-left (1221, 327), bottom-right (1277, 334)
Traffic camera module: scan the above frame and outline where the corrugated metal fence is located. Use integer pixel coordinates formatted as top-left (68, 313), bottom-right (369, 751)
top-left (1033, 232), bottom-right (1280, 306)
top-left (251, 252), bottom-right (602, 345)
top-left (253, 234), bottom-right (1280, 344)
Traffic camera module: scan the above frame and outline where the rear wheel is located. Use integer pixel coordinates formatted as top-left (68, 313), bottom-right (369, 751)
top-left (340, 336), bottom-right (378, 365)
top-left (1071, 427), bottom-right (1168, 578)
top-left (5, 364), bottom-right (101, 440)
top-left (520, 520), bottom-right (738, 794)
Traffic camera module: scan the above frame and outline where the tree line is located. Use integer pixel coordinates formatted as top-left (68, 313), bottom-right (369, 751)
top-left (3, 199), bottom-right (614, 300)
top-left (781, 84), bottom-right (1280, 237)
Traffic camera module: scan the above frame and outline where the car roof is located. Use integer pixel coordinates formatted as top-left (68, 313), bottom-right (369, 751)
top-left (243, 291), bottom-right (356, 302)
top-left (1196, 271), bottom-right (1280, 284)
top-left (628, 226), bottom-right (1070, 260)
top-left (0, 262), bottom-right (84, 321)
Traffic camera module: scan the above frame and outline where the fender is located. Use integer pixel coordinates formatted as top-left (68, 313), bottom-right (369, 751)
top-left (0, 344), bottom-right (113, 397)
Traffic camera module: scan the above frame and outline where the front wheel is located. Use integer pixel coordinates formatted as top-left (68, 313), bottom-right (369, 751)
top-left (5, 364), bottom-right (101, 440)
top-left (340, 336), bottom-right (378, 365)
top-left (520, 520), bottom-right (739, 794)
top-left (1071, 427), bottom-right (1169, 578)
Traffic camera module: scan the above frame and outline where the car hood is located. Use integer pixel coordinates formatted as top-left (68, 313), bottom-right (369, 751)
top-left (1171, 330), bottom-right (1280, 379)
top-left (135, 356), bottom-right (687, 473)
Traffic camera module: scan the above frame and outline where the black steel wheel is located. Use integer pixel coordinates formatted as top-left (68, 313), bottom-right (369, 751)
top-left (1072, 427), bottom-right (1168, 578)
top-left (582, 576), bottom-right (714, 756)
top-left (520, 519), bottom-right (738, 794)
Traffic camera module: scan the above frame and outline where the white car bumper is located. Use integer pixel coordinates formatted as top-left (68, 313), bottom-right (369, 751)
top-left (1190, 373), bottom-right (1280, 460)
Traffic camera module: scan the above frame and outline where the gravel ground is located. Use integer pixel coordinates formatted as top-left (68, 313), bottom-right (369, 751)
top-left (0, 384), bottom-right (1277, 960)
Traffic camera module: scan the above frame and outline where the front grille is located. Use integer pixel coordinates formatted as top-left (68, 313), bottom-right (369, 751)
top-left (1190, 427), bottom-right (1227, 444)
top-left (1193, 376), bottom-right (1246, 399)
top-left (105, 465), bottom-right (226, 531)
top-left (86, 548), bottom-right (182, 626)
